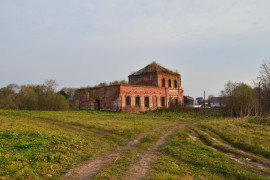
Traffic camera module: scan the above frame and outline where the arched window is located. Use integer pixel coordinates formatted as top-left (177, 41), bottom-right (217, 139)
top-left (168, 79), bottom-right (171, 88)
top-left (174, 80), bottom-right (177, 88)
top-left (162, 78), bottom-right (165, 87)
top-left (126, 96), bottom-right (131, 106)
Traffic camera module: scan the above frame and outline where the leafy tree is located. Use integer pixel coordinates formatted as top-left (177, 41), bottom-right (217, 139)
top-left (59, 88), bottom-right (78, 109)
top-left (0, 84), bottom-right (20, 109)
top-left (95, 82), bottom-right (108, 87)
top-left (221, 81), bottom-right (258, 117)
top-left (18, 85), bottom-right (38, 110)
top-left (109, 80), bottom-right (128, 85)
top-left (0, 80), bottom-right (69, 111)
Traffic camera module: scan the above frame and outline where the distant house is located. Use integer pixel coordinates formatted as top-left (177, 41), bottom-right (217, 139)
top-left (196, 97), bottom-right (204, 104)
top-left (184, 96), bottom-right (194, 106)
top-left (209, 97), bottom-right (227, 108)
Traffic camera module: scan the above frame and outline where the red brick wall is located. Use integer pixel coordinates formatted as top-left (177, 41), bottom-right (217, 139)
top-left (157, 73), bottom-right (183, 106)
top-left (77, 72), bottom-right (184, 113)
top-left (128, 72), bottom-right (158, 87)
top-left (120, 85), bottom-right (168, 113)
top-left (77, 89), bottom-right (91, 109)
top-left (77, 86), bottom-right (121, 111)
top-left (157, 73), bottom-right (181, 89)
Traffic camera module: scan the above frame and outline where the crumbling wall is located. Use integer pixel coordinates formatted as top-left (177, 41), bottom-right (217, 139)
top-left (77, 89), bottom-right (91, 110)
top-left (120, 85), bottom-right (166, 113)
top-left (77, 86), bottom-right (121, 111)
top-left (128, 72), bottom-right (158, 87)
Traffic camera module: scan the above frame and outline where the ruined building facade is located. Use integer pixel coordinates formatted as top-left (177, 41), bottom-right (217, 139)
top-left (77, 62), bottom-right (184, 113)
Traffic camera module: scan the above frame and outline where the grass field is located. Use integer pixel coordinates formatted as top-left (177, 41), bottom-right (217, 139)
top-left (0, 110), bottom-right (270, 179)
top-left (198, 117), bottom-right (270, 159)
top-left (0, 110), bottom-right (184, 179)
top-left (149, 129), bottom-right (267, 180)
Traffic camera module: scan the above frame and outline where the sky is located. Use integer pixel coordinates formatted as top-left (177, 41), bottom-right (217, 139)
top-left (1, 0), bottom-right (270, 98)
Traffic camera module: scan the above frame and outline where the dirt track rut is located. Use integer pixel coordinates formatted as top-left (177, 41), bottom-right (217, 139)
top-left (62, 122), bottom-right (181, 180)
top-left (190, 127), bottom-right (270, 172)
top-left (125, 123), bottom-right (184, 180)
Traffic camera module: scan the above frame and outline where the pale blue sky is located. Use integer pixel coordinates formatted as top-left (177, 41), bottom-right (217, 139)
top-left (1, 0), bottom-right (270, 98)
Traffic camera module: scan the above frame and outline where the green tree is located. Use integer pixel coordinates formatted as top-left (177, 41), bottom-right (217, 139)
top-left (59, 88), bottom-right (78, 109)
top-left (18, 85), bottom-right (38, 110)
top-left (0, 84), bottom-right (19, 109)
top-left (221, 81), bottom-right (258, 117)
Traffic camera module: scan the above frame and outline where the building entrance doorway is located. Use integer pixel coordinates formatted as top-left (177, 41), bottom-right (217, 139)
top-left (95, 100), bottom-right (100, 110)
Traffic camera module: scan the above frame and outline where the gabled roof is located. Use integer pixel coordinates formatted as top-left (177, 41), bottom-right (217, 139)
top-left (129, 62), bottom-right (179, 76)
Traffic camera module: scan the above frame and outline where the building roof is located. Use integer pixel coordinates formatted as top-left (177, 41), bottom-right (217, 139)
top-left (210, 97), bottom-right (228, 104)
top-left (184, 96), bottom-right (194, 101)
top-left (129, 62), bottom-right (179, 76)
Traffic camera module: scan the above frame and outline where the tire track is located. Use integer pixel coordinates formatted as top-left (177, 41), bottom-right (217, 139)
top-left (189, 126), bottom-right (270, 172)
top-left (62, 122), bottom-right (180, 180)
top-left (125, 123), bottom-right (185, 180)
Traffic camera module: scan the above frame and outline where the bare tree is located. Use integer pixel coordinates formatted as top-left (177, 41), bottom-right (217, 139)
top-left (44, 79), bottom-right (58, 93)
top-left (257, 58), bottom-right (270, 114)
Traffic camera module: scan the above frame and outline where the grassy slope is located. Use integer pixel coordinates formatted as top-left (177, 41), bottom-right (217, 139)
top-left (199, 118), bottom-right (270, 159)
top-left (0, 110), bottom-right (181, 179)
top-left (149, 129), bottom-right (266, 180)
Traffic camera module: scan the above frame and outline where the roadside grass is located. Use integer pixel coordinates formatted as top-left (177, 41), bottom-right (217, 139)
top-left (149, 129), bottom-right (267, 180)
top-left (198, 118), bottom-right (270, 159)
top-left (0, 110), bottom-right (181, 179)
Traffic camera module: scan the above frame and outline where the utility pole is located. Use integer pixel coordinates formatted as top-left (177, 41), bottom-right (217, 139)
top-left (259, 82), bottom-right (261, 116)
top-left (204, 91), bottom-right (206, 114)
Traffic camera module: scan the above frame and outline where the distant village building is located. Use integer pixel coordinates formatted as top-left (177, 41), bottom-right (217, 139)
top-left (77, 62), bottom-right (184, 113)
top-left (184, 96), bottom-right (194, 106)
top-left (209, 97), bottom-right (227, 108)
top-left (196, 97), bottom-right (204, 105)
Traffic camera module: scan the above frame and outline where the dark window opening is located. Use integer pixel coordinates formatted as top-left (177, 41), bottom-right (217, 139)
top-left (136, 96), bottom-right (140, 107)
top-left (161, 97), bottom-right (165, 107)
top-left (175, 99), bottom-right (178, 105)
top-left (145, 97), bottom-right (149, 108)
top-left (95, 99), bottom-right (100, 110)
top-left (126, 96), bottom-right (131, 106)
top-left (162, 78), bottom-right (165, 87)
top-left (168, 79), bottom-right (171, 88)
top-left (174, 80), bottom-right (177, 88)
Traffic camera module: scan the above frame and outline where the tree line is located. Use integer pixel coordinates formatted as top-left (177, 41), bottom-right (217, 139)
top-left (0, 79), bottom-right (128, 111)
top-left (220, 58), bottom-right (270, 117)
top-left (0, 80), bottom-right (76, 110)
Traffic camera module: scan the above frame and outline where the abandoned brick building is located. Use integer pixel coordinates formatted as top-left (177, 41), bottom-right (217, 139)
top-left (77, 62), bottom-right (184, 113)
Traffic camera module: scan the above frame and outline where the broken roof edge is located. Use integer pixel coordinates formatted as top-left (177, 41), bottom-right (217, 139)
top-left (78, 84), bottom-right (174, 91)
top-left (129, 61), bottom-right (180, 76)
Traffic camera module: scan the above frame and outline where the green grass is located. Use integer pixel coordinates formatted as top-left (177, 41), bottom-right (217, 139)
top-left (0, 110), bottom-right (182, 179)
top-left (198, 117), bottom-right (270, 159)
top-left (149, 129), bottom-right (267, 180)
top-left (1, 110), bottom-right (270, 179)
top-left (93, 125), bottom-right (174, 180)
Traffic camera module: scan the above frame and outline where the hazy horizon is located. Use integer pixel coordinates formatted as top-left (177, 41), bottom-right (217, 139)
top-left (1, 0), bottom-right (270, 98)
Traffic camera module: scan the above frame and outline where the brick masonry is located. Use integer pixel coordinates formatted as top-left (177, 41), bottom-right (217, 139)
top-left (77, 65), bottom-right (184, 113)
